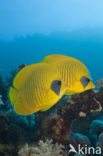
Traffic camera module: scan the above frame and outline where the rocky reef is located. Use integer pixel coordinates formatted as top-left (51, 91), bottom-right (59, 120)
top-left (0, 68), bottom-right (103, 156)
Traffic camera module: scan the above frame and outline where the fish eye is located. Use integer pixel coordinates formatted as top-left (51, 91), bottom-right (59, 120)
top-left (80, 76), bottom-right (90, 88)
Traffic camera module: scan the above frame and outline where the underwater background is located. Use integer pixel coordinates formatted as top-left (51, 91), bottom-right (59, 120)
top-left (0, 0), bottom-right (103, 155)
top-left (1, 28), bottom-right (103, 82)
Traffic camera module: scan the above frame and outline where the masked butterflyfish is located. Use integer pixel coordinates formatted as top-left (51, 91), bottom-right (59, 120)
top-left (42, 54), bottom-right (95, 94)
top-left (9, 63), bottom-right (68, 115)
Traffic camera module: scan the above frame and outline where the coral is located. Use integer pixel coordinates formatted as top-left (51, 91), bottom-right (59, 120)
top-left (71, 112), bottom-right (102, 135)
top-left (34, 89), bottom-right (103, 145)
top-left (18, 139), bottom-right (65, 156)
top-left (0, 143), bottom-right (17, 156)
top-left (70, 112), bottom-right (103, 146)
top-left (95, 78), bottom-right (103, 88)
top-left (88, 119), bottom-right (103, 146)
top-left (69, 113), bottom-right (103, 155)
top-left (1, 75), bottom-right (103, 155)
top-left (35, 108), bottom-right (70, 145)
top-left (70, 132), bottom-right (91, 147)
top-left (0, 95), bottom-right (4, 106)
top-left (0, 75), bottom-right (8, 102)
top-left (0, 109), bottom-right (36, 156)
top-left (96, 132), bottom-right (103, 152)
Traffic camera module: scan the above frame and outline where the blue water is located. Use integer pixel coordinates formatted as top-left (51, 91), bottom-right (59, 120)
top-left (0, 28), bottom-right (103, 82)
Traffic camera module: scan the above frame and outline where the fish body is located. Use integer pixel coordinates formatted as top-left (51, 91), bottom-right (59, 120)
top-left (42, 54), bottom-right (95, 94)
top-left (9, 54), bottom-right (95, 115)
top-left (9, 63), bottom-right (68, 115)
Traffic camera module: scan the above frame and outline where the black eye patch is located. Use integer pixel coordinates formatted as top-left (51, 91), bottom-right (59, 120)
top-left (51, 80), bottom-right (62, 96)
top-left (80, 76), bottom-right (90, 88)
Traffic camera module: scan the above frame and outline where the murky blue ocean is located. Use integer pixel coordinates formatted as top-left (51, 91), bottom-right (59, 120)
top-left (0, 29), bottom-right (103, 82)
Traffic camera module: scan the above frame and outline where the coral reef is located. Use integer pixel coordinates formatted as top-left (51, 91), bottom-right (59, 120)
top-left (89, 120), bottom-right (103, 145)
top-left (96, 78), bottom-right (103, 88)
top-left (34, 88), bottom-right (103, 145)
top-left (0, 109), bottom-right (36, 155)
top-left (18, 139), bottom-right (65, 156)
top-left (0, 73), bottom-right (103, 155)
top-left (70, 132), bottom-right (91, 147)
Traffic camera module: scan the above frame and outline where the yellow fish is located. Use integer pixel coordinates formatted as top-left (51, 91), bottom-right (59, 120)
top-left (9, 63), bottom-right (68, 115)
top-left (42, 54), bottom-right (95, 94)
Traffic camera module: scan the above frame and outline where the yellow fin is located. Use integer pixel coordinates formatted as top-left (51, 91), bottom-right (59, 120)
top-left (42, 54), bottom-right (72, 64)
top-left (9, 87), bottom-right (17, 106)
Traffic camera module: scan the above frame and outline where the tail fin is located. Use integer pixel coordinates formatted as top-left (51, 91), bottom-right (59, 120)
top-left (9, 87), bottom-right (17, 106)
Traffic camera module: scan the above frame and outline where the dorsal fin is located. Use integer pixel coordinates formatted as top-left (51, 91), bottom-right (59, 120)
top-left (42, 54), bottom-right (78, 64)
